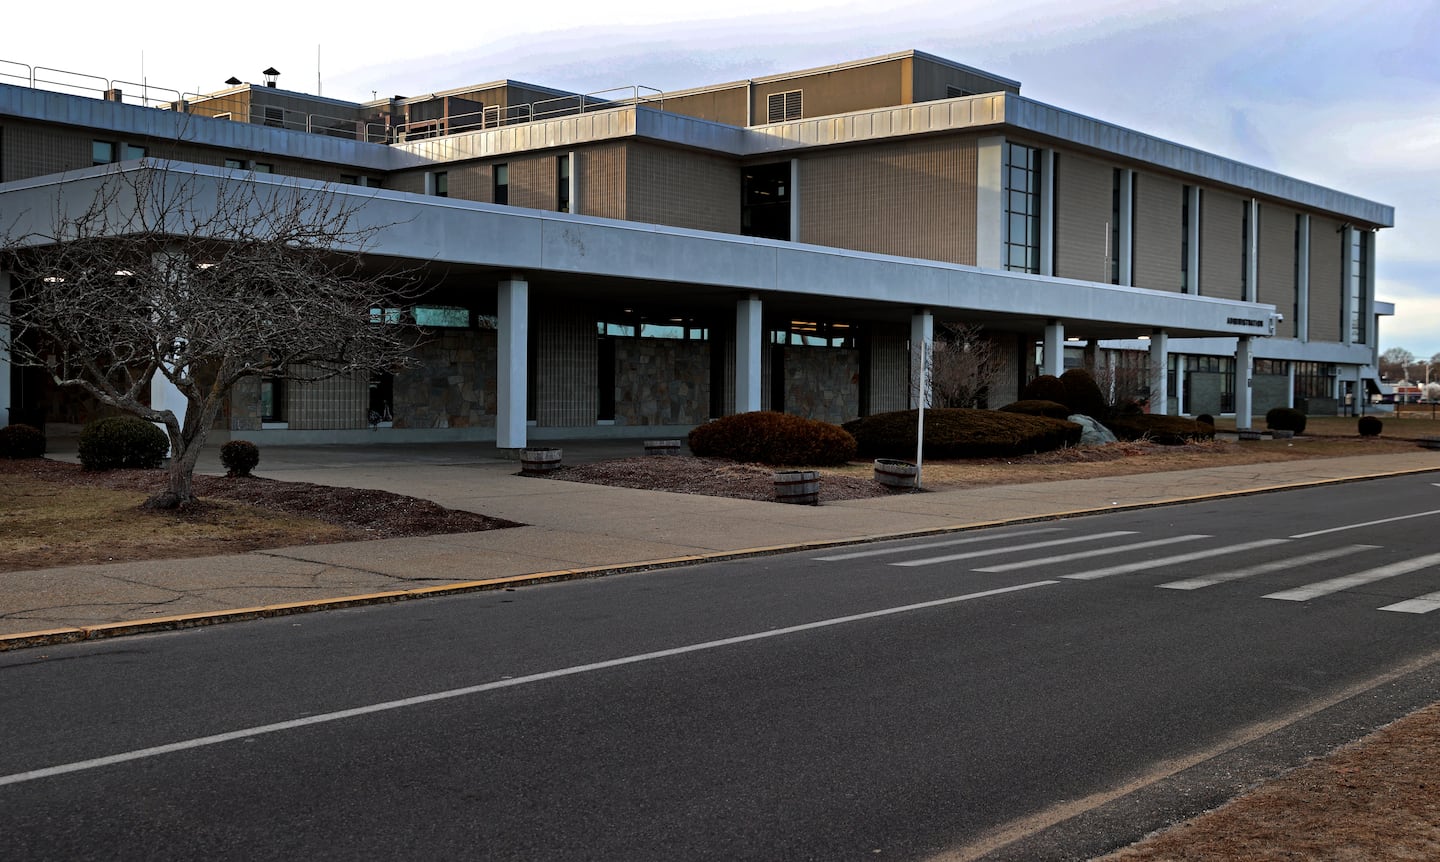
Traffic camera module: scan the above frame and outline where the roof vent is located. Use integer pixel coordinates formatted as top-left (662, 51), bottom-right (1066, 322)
top-left (225, 76), bottom-right (242, 87)
top-left (263, 67), bottom-right (280, 88)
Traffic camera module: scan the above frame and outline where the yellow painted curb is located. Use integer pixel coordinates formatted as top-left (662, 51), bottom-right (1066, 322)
top-left (3, 464), bottom-right (1436, 652)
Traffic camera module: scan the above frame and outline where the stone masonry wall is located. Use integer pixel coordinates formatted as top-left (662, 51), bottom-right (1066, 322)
top-left (784, 346), bottom-right (860, 424)
top-left (391, 330), bottom-right (497, 430)
top-left (613, 338), bottom-right (710, 425)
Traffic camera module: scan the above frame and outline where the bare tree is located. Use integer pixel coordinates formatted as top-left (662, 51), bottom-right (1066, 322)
top-left (1, 163), bottom-right (418, 507)
top-left (1087, 348), bottom-right (1151, 412)
top-left (1380, 346), bottom-right (1416, 381)
top-left (913, 322), bottom-right (1005, 409)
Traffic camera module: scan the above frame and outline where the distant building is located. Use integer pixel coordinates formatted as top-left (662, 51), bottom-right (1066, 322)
top-left (0, 50), bottom-right (1395, 445)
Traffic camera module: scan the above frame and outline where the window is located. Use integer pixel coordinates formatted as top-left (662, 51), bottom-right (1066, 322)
top-left (92, 140), bottom-right (115, 165)
top-left (557, 155), bottom-right (571, 213)
top-left (1184, 355), bottom-right (1236, 413)
top-left (1240, 200), bottom-right (1250, 297)
top-left (1348, 229), bottom-right (1369, 343)
top-left (1294, 361), bottom-right (1336, 400)
top-left (493, 164), bottom-right (508, 205)
top-left (253, 163), bottom-right (273, 174)
top-left (224, 158), bottom-right (245, 170)
top-left (1255, 359), bottom-right (1289, 375)
top-left (770, 321), bottom-right (854, 348)
top-left (766, 90), bottom-right (802, 123)
top-left (259, 378), bottom-right (285, 423)
top-left (741, 162), bottom-right (790, 240)
top-left (341, 174), bottom-right (359, 185)
top-left (1181, 185), bottom-right (1192, 293)
top-left (121, 144), bottom-right (147, 160)
top-left (946, 85), bottom-right (976, 98)
top-left (412, 306), bottom-right (470, 328)
top-left (1004, 142), bottom-right (1041, 274)
top-left (1110, 168), bottom-right (1122, 284)
top-left (1294, 214), bottom-right (1303, 328)
top-left (368, 371), bottom-right (394, 425)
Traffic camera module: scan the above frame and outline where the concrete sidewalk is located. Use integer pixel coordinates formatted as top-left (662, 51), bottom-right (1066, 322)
top-left (3, 441), bottom-right (1438, 645)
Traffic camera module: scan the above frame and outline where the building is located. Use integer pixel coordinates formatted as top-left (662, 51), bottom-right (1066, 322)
top-left (0, 50), bottom-right (1395, 446)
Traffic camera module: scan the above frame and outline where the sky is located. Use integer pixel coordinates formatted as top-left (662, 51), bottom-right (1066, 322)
top-left (9, 0), bottom-right (1437, 360)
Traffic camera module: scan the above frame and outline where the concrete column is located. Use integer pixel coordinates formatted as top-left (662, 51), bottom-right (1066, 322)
top-left (497, 274), bottom-right (528, 449)
top-left (1286, 363), bottom-right (1296, 409)
top-left (0, 271), bottom-right (11, 428)
top-left (976, 136), bottom-right (1005, 270)
top-left (1365, 230), bottom-right (1377, 352)
top-left (1118, 169), bottom-right (1135, 286)
top-left (910, 309), bottom-right (934, 409)
top-left (1039, 149), bottom-right (1055, 277)
top-left (1042, 320), bottom-right (1065, 378)
top-left (1245, 199), bottom-right (1260, 303)
top-left (789, 158), bottom-right (800, 243)
top-left (1234, 336), bottom-right (1254, 429)
top-left (1175, 358), bottom-right (1187, 415)
top-left (735, 294), bottom-right (763, 413)
top-left (1341, 225), bottom-right (1357, 345)
top-left (1296, 213), bottom-right (1310, 342)
top-left (1186, 186), bottom-right (1202, 294)
top-left (567, 150), bottom-right (578, 215)
top-left (1148, 330), bottom-right (1169, 416)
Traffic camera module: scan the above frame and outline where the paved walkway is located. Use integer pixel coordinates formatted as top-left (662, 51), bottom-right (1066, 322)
top-left (4, 440), bottom-right (1438, 645)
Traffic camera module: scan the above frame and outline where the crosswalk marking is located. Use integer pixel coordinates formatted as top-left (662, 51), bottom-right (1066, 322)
top-left (1380, 591), bottom-right (1440, 614)
top-left (1264, 551), bottom-right (1440, 602)
top-left (974, 535), bottom-right (1210, 574)
top-left (1060, 538), bottom-right (1291, 581)
top-left (891, 531), bottom-right (1136, 568)
top-left (812, 527), bottom-right (1064, 561)
top-left (1289, 509), bottom-right (1440, 539)
top-left (1159, 545), bottom-right (1377, 591)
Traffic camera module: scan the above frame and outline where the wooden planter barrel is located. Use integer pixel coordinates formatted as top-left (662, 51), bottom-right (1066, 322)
top-left (874, 458), bottom-right (918, 489)
top-left (774, 470), bottom-right (820, 505)
top-left (1237, 429), bottom-right (1263, 441)
top-left (1420, 436), bottom-right (1440, 450)
top-left (520, 447), bottom-right (563, 474)
top-left (644, 439), bottom-right (682, 456)
top-left (1270, 429), bottom-right (1295, 439)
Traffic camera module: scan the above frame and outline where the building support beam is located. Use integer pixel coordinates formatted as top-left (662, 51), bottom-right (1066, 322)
top-left (1042, 320), bottom-right (1065, 378)
top-left (497, 274), bottom-right (528, 449)
top-left (910, 309), bottom-right (933, 409)
top-left (1244, 198), bottom-right (1259, 302)
top-left (1039, 149), bottom-right (1055, 277)
top-left (789, 158), bottom-right (800, 243)
top-left (1234, 336), bottom-right (1254, 429)
top-left (1148, 330), bottom-right (1169, 416)
top-left (735, 294), bottom-right (763, 413)
top-left (0, 271), bottom-right (10, 428)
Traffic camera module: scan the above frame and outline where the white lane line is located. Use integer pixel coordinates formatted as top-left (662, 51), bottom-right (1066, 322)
top-left (813, 527), bottom-right (1064, 561)
top-left (891, 532), bottom-right (1136, 568)
top-left (1159, 545), bottom-right (1378, 590)
top-left (974, 535), bottom-right (1209, 574)
top-left (1289, 509), bottom-right (1440, 539)
top-left (1061, 539), bottom-right (1291, 581)
top-left (1381, 590), bottom-right (1440, 614)
top-left (0, 580), bottom-right (1059, 788)
top-left (1264, 552), bottom-right (1440, 602)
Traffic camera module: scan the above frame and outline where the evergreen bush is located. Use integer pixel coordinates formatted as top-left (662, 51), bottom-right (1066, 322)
top-left (1195, 413), bottom-right (1215, 426)
top-left (1059, 368), bottom-right (1109, 419)
top-left (1104, 415), bottom-right (1215, 446)
top-left (1358, 416), bottom-right (1383, 437)
top-left (77, 416), bottom-right (168, 470)
top-left (998, 400), bottom-right (1073, 420)
top-left (0, 423), bottom-right (46, 459)
top-left (687, 411), bottom-right (856, 466)
top-left (1265, 407), bottom-right (1308, 434)
top-left (220, 440), bottom-right (261, 477)
top-left (843, 408), bottom-right (1081, 460)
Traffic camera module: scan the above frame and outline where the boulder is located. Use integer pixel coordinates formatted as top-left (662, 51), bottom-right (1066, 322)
top-left (1068, 414), bottom-right (1118, 446)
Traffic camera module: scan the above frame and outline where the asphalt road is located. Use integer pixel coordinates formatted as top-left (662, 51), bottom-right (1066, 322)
top-left (5, 474), bottom-right (1440, 860)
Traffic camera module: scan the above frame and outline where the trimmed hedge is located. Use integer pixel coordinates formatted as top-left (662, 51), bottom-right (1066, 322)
top-left (77, 416), bottom-right (168, 470)
top-left (221, 440), bottom-right (261, 477)
top-left (1060, 368), bottom-right (1109, 419)
top-left (1104, 415), bottom-right (1216, 446)
top-left (1358, 416), bottom-right (1383, 437)
top-left (0, 423), bottom-right (46, 459)
top-left (1265, 407), bottom-right (1308, 434)
top-left (1196, 413), bottom-right (1216, 427)
top-left (688, 411), bottom-right (856, 466)
top-left (1019, 374), bottom-right (1067, 405)
top-left (843, 408), bottom-right (1082, 460)
top-left (998, 400), bottom-right (1073, 420)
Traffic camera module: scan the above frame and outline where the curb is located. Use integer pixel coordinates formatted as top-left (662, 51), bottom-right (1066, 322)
top-left (3, 464), bottom-right (1437, 652)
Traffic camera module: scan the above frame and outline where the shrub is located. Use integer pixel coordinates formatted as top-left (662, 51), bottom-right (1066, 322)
top-left (843, 408), bottom-right (1082, 460)
top-left (220, 439), bottom-right (261, 477)
top-left (1265, 407), bottom-right (1307, 434)
top-left (1019, 374), bottom-right (1067, 405)
top-left (1104, 415), bottom-right (1215, 446)
top-left (0, 423), bottom-right (46, 459)
top-left (688, 411), bottom-right (856, 466)
top-left (998, 400), bottom-right (1073, 420)
top-left (1059, 368), bottom-right (1109, 419)
top-left (1358, 416), bottom-right (1383, 437)
top-left (1195, 413), bottom-right (1215, 427)
top-left (77, 416), bottom-right (168, 470)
